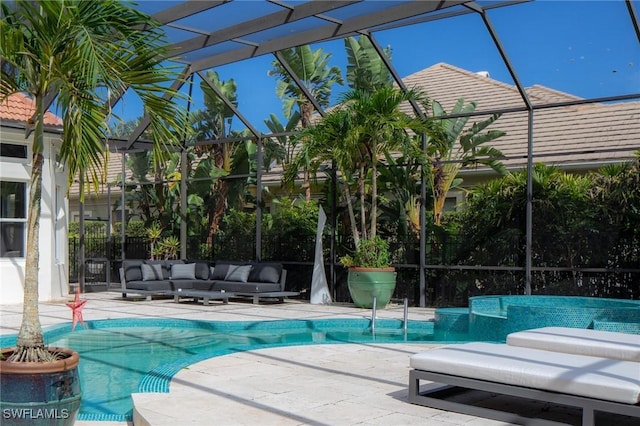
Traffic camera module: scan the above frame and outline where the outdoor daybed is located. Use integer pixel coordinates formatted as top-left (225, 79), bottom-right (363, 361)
top-left (120, 259), bottom-right (298, 304)
top-left (409, 328), bottom-right (640, 426)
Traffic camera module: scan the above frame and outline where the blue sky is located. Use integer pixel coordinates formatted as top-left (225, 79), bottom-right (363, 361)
top-left (113, 0), bottom-right (639, 134)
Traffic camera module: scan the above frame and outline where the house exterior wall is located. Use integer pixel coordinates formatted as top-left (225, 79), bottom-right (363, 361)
top-left (0, 126), bottom-right (69, 305)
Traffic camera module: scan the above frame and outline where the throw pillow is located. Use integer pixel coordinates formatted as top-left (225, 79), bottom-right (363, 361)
top-left (123, 260), bottom-right (144, 281)
top-left (211, 263), bottom-right (231, 280)
top-left (141, 263), bottom-right (163, 281)
top-left (224, 264), bottom-right (252, 282)
top-left (248, 263), bottom-right (282, 283)
top-left (171, 263), bottom-right (196, 280)
top-left (195, 262), bottom-right (210, 280)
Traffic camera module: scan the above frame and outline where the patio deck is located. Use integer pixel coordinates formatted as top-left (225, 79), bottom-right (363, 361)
top-left (1, 292), bottom-right (636, 426)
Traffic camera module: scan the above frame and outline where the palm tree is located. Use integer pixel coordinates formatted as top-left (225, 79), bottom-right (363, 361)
top-left (426, 99), bottom-right (507, 226)
top-left (341, 86), bottom-right (427, 240)
top-left (285, 86), bottom-right (427, 248)
top-left (269, 45), bottom-right (343, 199)
top-left (0, 0), bottom-right (186, 362)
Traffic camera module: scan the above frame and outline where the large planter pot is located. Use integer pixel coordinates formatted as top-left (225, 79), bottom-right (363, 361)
top-left (0, 347), bottom-right (81, 426)
top-left (347, 267), bottom-right (397, 308)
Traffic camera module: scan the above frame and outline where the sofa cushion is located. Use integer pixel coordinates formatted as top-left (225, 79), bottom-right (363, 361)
top-left (195, 262), bottom-right (210, 280)
top-left (225, 264), bottom-right (252, 282)
top-left (123, 259), bottom-right (145, 282)
top-left (171, 263), bottom-right (196, 280)
top-left (126, 280), bottom-right (172, 291)
top-left (215, 281), bottom-right (281, 293)
top-left (169, 279), bottom-right (199, 290)
top-left (211, 263), bottom-right (232, 280)
top-left (141, 263), bottom-right (164, 281)
top-left (193, 281), bottom-right (216, 291)
top-left (248, 263), bottom-right (282, 284)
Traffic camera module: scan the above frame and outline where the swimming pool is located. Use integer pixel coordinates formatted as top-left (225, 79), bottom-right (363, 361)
top-left (1, 318), bottom-right (453, 422)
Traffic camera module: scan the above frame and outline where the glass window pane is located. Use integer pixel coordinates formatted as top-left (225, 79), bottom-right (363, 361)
top-left (0, 181), bottom-right (27, 219)
top-left (0, 143), bottom-right (28, 159)
top-left (0, 222), bottom-right (25, 257)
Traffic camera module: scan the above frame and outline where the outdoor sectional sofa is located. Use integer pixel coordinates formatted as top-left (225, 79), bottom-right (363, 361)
top-left (409, 327), bottom-right (640, 426)
top-left (120, 259), bottom-right (298, 304)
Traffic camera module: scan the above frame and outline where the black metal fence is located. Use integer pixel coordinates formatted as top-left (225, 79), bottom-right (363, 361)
top-left (69, 230), bottom-right (640, 306)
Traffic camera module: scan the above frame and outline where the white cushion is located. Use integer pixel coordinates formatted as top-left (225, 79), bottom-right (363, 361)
top-left (141, 263), bottom-right (163, 281)
top-left (171, 263), bottom-right (196, 280)
top-left (507, 327), bottom-right (640, 362)
top-left (225, 264), bottom-right (251, 282)
top-left (410, 342), bottom-right (640, 404)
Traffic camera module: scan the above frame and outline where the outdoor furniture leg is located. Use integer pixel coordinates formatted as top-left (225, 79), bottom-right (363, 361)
top-left (582, 408), bottom-right (594, 426)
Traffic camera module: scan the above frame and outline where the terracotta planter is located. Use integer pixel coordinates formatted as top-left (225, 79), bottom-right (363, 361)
top-left (0, 347), bottom-right (81, 426)
top-left (347, 267), bottom-right (397, 308)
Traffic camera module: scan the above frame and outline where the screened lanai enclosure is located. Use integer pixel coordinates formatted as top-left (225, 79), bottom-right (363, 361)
top-left (65, 0), bottom-right (640, 306)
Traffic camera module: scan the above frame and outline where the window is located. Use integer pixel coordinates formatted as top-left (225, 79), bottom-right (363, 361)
top-left (0, 143), bottom-right (28, 159)
top-left (0, 181), bottom-right (27, 257)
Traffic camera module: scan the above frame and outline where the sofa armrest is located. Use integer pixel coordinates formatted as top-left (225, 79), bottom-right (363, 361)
top-left (279, 269), bottom-right (287, 291)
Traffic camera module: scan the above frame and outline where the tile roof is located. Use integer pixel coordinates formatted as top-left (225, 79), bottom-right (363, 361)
top-left (0, 93), bottom-right (63, 127)
top-left (402, 63), bottom-right (639, 170)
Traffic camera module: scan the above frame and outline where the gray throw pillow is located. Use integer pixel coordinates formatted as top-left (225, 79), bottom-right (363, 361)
top-left (171, 263), bottom-right (196, 280)
top-left (141, 263), bottom-right (163, 281)
top-left (211, 263), bottom-right (231, 280)
top-left (195, 262), bottom-right (210, 280)
top-left (248, 263), bottom-right (282, 283)
top-left (224, 264), bottom-right (252, 282)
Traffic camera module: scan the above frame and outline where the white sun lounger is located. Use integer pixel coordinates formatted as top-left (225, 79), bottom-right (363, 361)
top-left (409, 342), bottom-right (640, 426)
top-left (507, 327), bottom-right (640, 362)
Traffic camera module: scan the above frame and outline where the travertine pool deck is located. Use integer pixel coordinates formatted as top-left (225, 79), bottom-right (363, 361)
top-left (2, 292), bottom-right (634, 426)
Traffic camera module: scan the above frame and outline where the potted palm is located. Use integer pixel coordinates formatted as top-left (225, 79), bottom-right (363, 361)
top-left (339, 236), bottom-right (396, 308)
top-left (286, 85), bottom-right (427, 308)
top-left (0, 1), bottom-right (186, 424)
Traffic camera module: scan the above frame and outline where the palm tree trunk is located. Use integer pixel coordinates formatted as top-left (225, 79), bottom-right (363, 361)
top-left (207, 143), bottom-right (230, 244)
top-left (359, 165), bottom-right (367, 241)
top-left (370, 160), bottom-right (377, 239)
top-left (208, 181), bottom-right (229, 242)
top-left (339, 175), bottom-right (359, 247)
top-left (9, 94), bottom-right (53, 362)
top-left (301, 102), bottom-right (313, 201)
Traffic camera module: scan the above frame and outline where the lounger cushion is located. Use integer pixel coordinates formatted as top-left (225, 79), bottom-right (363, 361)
top-left (507, 326), bottom-right (640, 362)
top-left (410, 342), bottom-right (640, 404)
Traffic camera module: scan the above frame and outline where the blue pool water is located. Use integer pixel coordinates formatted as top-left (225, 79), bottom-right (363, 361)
top-left (1, 318), bottom-right (458, 422)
